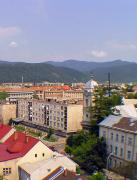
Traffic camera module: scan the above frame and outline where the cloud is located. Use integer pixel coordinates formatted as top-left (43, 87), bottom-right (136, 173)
top-left (9, 41), bottom-right (18, 48)
top-left (91, 50), bottom-right (107, 58)
top-left (108, 41), bottom-right (137, 50)
top-left (0, 27), bottom-right (21, 38)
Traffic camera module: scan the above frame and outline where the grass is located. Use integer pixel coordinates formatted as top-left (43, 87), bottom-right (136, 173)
top-left (15, 125), bottom-right (42, 138)
top-left (28, 130), bottom-right (42, 137)
top-left (43, 136), bottom-right (57, 142)
top-left (15, 125), bottom-right (25, 132)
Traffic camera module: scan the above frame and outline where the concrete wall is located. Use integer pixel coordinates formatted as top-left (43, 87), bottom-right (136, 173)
top-left (1, 104), bottom-right (16, 124)
top-left (67, 105), bottom-right (83, 132)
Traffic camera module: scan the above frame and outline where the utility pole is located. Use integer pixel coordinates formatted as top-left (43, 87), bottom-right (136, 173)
top-left (22, 75), bottom-right (24, 87)
top-left (108, 72), bottom-right (111, 97)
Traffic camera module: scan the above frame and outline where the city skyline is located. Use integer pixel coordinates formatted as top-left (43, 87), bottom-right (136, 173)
top-left (0, 0), bottom-right (137, 62)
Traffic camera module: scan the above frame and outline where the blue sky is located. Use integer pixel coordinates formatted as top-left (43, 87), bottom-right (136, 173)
top-left (0, 0), bottom-right (137, 62)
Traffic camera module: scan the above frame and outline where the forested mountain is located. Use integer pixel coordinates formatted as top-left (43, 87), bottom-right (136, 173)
top-left (47, 59), bottom-right (134, 72)
top-left (47, 60), bottom-right (137, 82)
top-left (0, 60), bottom-right (136, 83)
top-left (0, 62), bottom-right (88, 83)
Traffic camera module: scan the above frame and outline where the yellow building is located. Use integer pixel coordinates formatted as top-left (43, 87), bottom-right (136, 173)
top-left (0, 128), bottom-right (78, 180)
top-left (0, 103), bottom-right (16, 124)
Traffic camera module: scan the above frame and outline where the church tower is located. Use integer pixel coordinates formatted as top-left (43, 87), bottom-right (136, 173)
top-left (82, 75), bottom-right (98, 130)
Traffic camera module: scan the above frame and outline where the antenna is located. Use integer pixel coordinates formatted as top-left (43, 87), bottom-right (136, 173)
top-left (108, 72), bottom-right (111, 97)
top-left (22, 75), bottom-right (24, 87)
top-left (90, 72), bottom-right (94, 79)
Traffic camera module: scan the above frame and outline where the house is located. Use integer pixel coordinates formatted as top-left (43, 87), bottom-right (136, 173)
top-left (0, 128), bottom-right (78, 180)
top-left (19, 152), bottom-right (77, 180)
top-left (0, 131), bottom-right (54, 180)
top-left (99, 115), bottom-right (137, 168)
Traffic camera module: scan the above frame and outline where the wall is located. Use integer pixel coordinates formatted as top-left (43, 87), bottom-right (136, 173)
top-left (67, 104), bottom-right (83, 133)
top-left (1, 104), bottom-right (16, 124)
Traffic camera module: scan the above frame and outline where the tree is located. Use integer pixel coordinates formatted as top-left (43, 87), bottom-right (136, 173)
top-left (0, 91), bottom-right (8, 100)
top-left (47, 128), bottom-right (54, 139)
top-left (33, 93), bottom-right (39, 99)
top-left (89, 172), bottom-right (105, 180)
top-left (89, 87), bottom-right (121, 135)
top-left (65, 131), bottom-right (107, 174)
top-left (127, 93), bottom-right (135, 99)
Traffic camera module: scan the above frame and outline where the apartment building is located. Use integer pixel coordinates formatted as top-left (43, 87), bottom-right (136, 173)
top-left (99, 115), bottom-right (137, 169)
top-left (17, 99), bottom-right (83, 136)
top-left (7, 90), bottom-right (34, 103)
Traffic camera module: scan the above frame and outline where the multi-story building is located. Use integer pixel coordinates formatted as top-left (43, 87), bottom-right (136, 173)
top-left (17, 99), bottom-right (83, 136)
top-left (7, 90), bottom-right (34, 104)
top-left (99, 115), bottom-right (137, 169)
top-left (82, 77), bottom-right (98, 130)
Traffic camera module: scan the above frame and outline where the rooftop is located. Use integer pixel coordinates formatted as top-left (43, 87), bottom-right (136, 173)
top-left (0, 124), bottom-right (12, 140)
top-left (20, 152), bottom-right (77, 177)
top-left (0, 131), bottom-right (39, 161)
top-left (99, 115), bottom-right (137, 133)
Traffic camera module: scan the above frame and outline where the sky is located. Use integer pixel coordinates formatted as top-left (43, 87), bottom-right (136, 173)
top-left (0, 0), bottom-right (137, 62)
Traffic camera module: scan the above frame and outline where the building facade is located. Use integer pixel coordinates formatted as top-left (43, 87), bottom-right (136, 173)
top-left (17, 99), bottom-right (83, 135)
top-left (99, 115), bottom-right (137, 169)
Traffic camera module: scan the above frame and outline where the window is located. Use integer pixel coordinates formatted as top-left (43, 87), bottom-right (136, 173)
top-left (120, 148), bottom-right (123, 157)
top-left (35, 154), bottom-right (37, 157)
top-left (42, 153), bottom-right (45, 157)
top-left (86, 99), bottom-right (89, 106)
top-left (115, 146), bottom-right (118, 156)
top-left (121, 135), bottom-right (124, 143)
top-left (103, 131), bottom-right (106, 138)
top-left (3, 168), bottom-right (11, 176)
top-left (127, 151), bottom-right (131, 160)
top-left (136, 153), bottom-right (137, 161)
top-left (110, 145), bottom-right (113, 153)
top-left (61, 106), bottom-right (63, 110)
top-left (116, 134), bottom-right (119, 142)
top-left (128, 137), bottom-right (132, 146)
top-left (111, 133), bottom-right (113, 140)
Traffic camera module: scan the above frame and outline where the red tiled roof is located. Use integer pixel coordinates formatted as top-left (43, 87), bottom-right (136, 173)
top-left (0, 124), bottom-right (12, 140)
top-left (0, 85), bottom-right (72, 92)
top-left (133, 86), bottom-right (137, 91)
top-left (0, 132), bottom-right (39, 161)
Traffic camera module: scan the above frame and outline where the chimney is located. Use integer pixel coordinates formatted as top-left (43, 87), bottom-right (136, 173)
top-left (25, 135), bottom-right (29, 143)
top-left (14, 132), bottom-right (18, 140)
top-left (64, 169), bottom-right (67, 177)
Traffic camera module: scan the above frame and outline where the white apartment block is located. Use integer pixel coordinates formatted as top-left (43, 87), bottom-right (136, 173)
top-left (99, 115), bottom-right (137, 168)
top-left (17, 99), bottom-right (83, 136)
top-left (7, 91), bottom-right (34, 104)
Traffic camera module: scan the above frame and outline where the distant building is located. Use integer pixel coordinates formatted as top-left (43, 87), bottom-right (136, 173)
top-left (99, 115), bottom-right (137, 168)
top-left (17, 99), bottom-right (83, 136)
top-left (82, 77), bottom-right (98, 130)
top-left (7, 90), bottom-right (34, 104)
